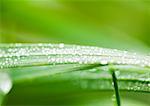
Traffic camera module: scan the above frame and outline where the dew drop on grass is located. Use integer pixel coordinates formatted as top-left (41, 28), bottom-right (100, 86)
top-left (0, 72), bottom-right (12, 94)
top-left (0, 43), bottom-right (150, 68)
top-left (118, 80), bottom-right (150, 92)
top-left (100, 60), bottom-right (108, 65)
top-left (59, 43), bottom-right (64, 48)
top-left (111, 94), bottom-right (119, 106)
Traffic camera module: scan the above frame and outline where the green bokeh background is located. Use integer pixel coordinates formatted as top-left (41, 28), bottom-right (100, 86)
top-left (1, 0), bottom-right (150, 52)
top-left (0, 0), bottom-right (150, 106)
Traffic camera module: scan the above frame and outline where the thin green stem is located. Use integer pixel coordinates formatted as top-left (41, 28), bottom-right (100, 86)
top-left (112, 71), bottom-right (121, 106)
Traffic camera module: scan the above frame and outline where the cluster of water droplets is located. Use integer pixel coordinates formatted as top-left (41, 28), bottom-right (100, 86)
top-left (118, 80), bottom-right (150, 92)
top-left (99, 65), bottom-right (150, 92)
top-left (0, 43), bottom-right (150, 69)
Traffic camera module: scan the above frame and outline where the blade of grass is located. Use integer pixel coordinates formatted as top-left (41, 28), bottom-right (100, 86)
top-left (0, 43), bottom-right (150, 106)
top-left (0, 43), bottom-right (149, 69)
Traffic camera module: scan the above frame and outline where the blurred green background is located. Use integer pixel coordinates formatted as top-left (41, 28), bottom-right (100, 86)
top-left (0, 0), bottom-right (150, 106)
top-left (1, 0), bottom-right (150, 53)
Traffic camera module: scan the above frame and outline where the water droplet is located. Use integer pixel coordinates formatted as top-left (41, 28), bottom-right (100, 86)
top-left (115, 71), bottom-right (120, 76)
top-left (112, 94), bottom-right (117, 105)
top-left (59, 43), bottom-right (64, 48)
top-left (100, 60), bottom-right (108, 65)
top-left (0, 72), bottom-right (12, 94)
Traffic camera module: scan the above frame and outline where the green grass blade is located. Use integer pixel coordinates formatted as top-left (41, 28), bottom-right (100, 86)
top-left (0, 43), bottom-right (150, 106)
top-left (0, 43), bottom-right (150, 68)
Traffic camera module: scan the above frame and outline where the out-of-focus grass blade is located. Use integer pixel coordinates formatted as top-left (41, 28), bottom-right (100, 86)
top-left (1, 64), bottom-right (150, 105)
